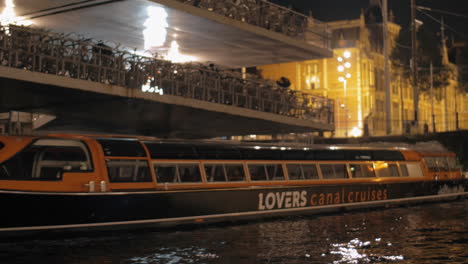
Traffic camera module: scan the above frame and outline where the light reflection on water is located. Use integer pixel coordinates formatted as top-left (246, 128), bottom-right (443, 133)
top-left (129, 247), bottom-right (219, 264)
top-left (0, 199), bottom-right (466, 264)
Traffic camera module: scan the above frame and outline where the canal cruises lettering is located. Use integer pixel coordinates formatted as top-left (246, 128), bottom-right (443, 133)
top-left (0, 134), bottom-right (466, 236)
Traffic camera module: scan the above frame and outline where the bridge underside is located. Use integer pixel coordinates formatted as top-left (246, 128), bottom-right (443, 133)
top-left (2, 0), bottom-right (333, 138)
top-left (15, 0), bottom-right (331, 68)
top-left (0, 77), bottom-right (331, 138)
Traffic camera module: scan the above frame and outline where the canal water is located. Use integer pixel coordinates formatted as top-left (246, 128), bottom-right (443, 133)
top-left (0, 199), bottom-right (466, 264)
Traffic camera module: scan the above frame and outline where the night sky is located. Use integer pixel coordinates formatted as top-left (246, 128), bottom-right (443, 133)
top-left (272, 0), bottom-right (468, 42)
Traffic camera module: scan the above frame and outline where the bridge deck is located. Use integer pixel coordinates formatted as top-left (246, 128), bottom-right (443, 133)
top-left (12, 0), bottom-right (331, 68)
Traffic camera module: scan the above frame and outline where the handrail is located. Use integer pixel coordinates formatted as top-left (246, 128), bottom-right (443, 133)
top-left (0, 25), bottom-right (334, 127)
top-left (175, 0), bottom-right (330, 49)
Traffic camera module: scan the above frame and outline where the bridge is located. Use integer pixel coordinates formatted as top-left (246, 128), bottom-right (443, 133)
top-left (0, 0), bottom-right (334, 138)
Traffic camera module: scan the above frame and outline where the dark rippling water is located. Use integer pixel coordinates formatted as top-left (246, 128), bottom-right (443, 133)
top-left (0, 199), bottom-right (466, 264)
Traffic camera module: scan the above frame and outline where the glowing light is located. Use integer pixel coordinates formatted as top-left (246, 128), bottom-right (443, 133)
top-left (141, 83), bottom-right (163, 95)
top-left (329, 146), bottom-right (338, 150)
top-left (143, 6), bottom-right (168, 50)
top-left (0, 0), bottom-right (33, 27)
top-left (271, 146), bottom-right (278, 150)
top-left (166, 40), bottom-right (196, 63)
top-left (141, 77), bottom-right (163, 95)
top-left (343, 50), bottom-right (351, 58)
top-left (249, 135), bottom-right (257, 138)
top-left (280, 147), bottom-right (286, 150)
top-left (344, 62), bottom-right (351, 68)
top-left (374, 161), bottom-right (389, 170)
top-left (346, 73), bottom-right (351, 78)
top-left (337, 65), bottom-right (344, 72)
top-left (142, 6), bottom-right (196, 63)
top-left (338, 76), bottom-right (345, 82)
top-left (254, 146), bottom-right (261, 150)
top-left (337, 57), bottom-right (343, 62)
top-left (350, 126), bottom-right (362, 137)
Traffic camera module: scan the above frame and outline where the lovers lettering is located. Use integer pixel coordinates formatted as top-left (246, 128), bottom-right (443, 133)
top-left (258, 187), bottom-right (388, 211)
top-left (258, 191), bottom-right (307, 210)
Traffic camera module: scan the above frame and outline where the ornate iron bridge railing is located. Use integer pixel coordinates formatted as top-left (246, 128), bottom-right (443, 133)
top-left (176, 0), bottom-right (331, 49)
top-left (0, 25), bottom-right (334, 126)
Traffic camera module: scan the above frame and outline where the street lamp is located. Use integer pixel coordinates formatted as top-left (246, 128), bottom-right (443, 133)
top-left (343, 50), bottom-right (351, 58)
top-left (337, 50), bottom-right (352, 137)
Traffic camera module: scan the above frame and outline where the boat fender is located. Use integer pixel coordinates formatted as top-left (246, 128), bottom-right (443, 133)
top-left (85, 181), bottom-right (95, 192)
top-left (100, 181), bottom-right (107, 192)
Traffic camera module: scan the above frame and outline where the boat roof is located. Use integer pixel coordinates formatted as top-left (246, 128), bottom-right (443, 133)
top-left (2, 133), bottom-right (448, 161)
top-left (0, 133), bottom-right (414, 151)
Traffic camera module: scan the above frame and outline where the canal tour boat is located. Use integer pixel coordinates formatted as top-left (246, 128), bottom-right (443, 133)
top-left (0, 134), bottom-right (466, 236)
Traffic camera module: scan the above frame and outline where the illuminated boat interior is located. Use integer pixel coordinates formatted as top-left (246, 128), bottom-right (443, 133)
top-left (0, 135), bottom-right (463, 193)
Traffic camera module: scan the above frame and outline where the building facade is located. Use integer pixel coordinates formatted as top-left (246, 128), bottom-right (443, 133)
top-left (258, 10), bottom-right (467, 138)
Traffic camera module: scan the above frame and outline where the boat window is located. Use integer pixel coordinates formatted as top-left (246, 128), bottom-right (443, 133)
top-left (406, 163), bottom-right (424, 177)
top-left (42, 146), bottom-right (87, 161)
top-left (447, 156), bottom-right (462, 170)
top-left (0, 142), bottom-right (3, 149)
top-left (266, 164), bottom-right (285, 180)
top-left (287, 164), bottom-right (319, 180)
top-left (320, 164), bottom-right (334, 178)
top-left (399, 164), bottom-right (409, 177)
top-left (248, 164), bottom-right (284, 181)
top-left (320, 164), bottom-right (348, 179)
top-left (205, 164), bottom-right (226, 182)
top-left (144, 143), bottom-right (197, 159)
top-left (302, 164), bottom-right (319, 179)
top-left (287, 164), bottom-right (303, 180)
top-left (423, 157), bottom-right (439, 172)
top-left (375, 163), bottom-right (400, 177)
top-left (0, 139), bottom-right (92, 181)
top-left (349, 164), bottom-right (375, 178)
top-left (178, 164), bottom-right (202, 182)
top-left (154, 163), bottom-right (202, 183)
top-left (106, 159), bottom-right (152, 183)
top-left (204, 163), bottom-right (245, 182)
top-left (249, 164), bottom-right (267, 181)
top-left (35, 146), bottom-right (90, 180)
top-left (437, 157), bottom-right (449, 171)
top-left (154, 163), bottom-right (178, 183)
top-left (225, 164), bottom-right (245, 181)
top-left (97, 139), bottom-right (146, 157)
